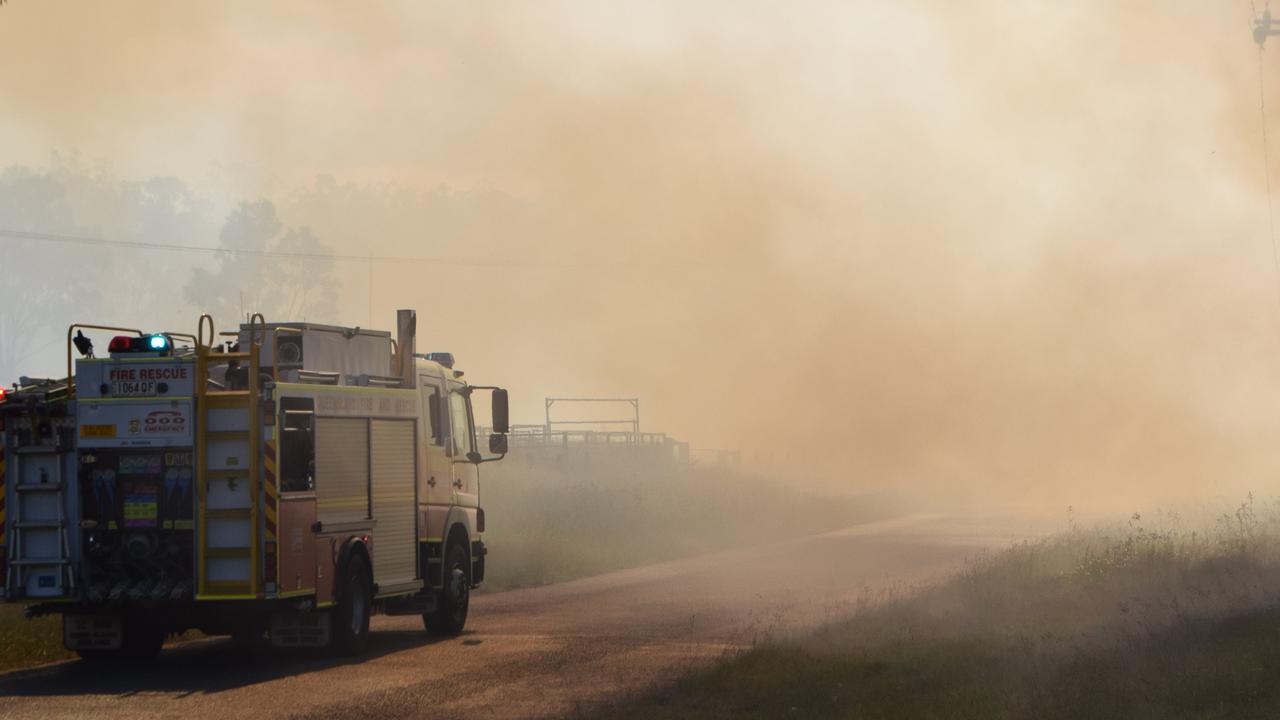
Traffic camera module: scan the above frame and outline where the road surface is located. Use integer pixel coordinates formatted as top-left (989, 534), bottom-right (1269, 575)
top-left (0, 515), bottom-right (1041, 719)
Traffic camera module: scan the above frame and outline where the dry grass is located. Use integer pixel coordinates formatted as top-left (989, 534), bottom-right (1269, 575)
top-left (597, 495), bottom-right (1280, 719)
top-left (0, 604), bottom-right (72, 672)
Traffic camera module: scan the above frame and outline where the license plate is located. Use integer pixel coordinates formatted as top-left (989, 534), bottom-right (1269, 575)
top-left (80, 424), bottom-right (117, 438)
top-left (112, 380), bottom-right (157, 397)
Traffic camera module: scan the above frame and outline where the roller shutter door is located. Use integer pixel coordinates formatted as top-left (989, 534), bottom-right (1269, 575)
top-left (370, 419), bottom-right (417, 587)
top-left (315, 417), bottom-right (369, 523)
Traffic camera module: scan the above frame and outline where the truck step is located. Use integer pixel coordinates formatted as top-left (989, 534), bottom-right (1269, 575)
top-left (204, 507), bottom-right (252, 519)
top-left (14, 446), bottom-right (66, 456)
top-left (205, 546), bottom-right (251, 558)
top-left (206, 430), bottom-right (250, 440)
top-left (204, 392), bottom-right (252, 408)
top-left (199, 580), bottom-right (253, 597)
top-left (383, 592), bottom-right (437, 615)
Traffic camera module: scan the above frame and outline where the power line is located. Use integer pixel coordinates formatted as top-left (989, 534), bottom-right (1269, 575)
top-left (0, 228), bottom-right (567, 269)
top-left (1257, 47), bottom-right (1280, 326)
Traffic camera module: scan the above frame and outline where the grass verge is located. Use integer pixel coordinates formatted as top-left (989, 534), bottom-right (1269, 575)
top-left (0, 605), bottom-right (72, 672)
top-left (596, 496), bottom-right (1280, 719)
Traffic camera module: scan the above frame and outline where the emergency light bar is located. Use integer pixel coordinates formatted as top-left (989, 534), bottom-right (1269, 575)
top-left (415, 352), bottom-right (455, 369)
top-left (108, 334), bottom-right (172, 356)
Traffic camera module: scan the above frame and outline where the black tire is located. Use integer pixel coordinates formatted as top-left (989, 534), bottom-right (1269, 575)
top-left (122, 622), bottom-right (166, 660)
top-left (333, 553), bottom-right (372, 656)
top-left (426, 542), bottom-right (470, 636)
top-left (230, 622), bottom-right (269, 653)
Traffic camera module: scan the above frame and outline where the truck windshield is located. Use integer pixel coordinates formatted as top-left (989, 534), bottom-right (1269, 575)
top-left (449, 391), bottom-right (473, 456)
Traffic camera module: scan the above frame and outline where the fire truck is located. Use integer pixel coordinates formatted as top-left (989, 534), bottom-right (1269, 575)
top-left (0, 309), bottom-right (509, 658)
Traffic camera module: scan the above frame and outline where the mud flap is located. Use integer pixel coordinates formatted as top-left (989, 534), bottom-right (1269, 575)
top-left (270, 610), bottom-right (331, 648)
top-left (64, 614), bottom-right (122, 651)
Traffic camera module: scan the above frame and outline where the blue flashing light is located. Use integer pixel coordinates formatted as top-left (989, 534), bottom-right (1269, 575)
top-left (425, 352), bottom-right (455, 369)
top-left (147, 335), bottom-right (170, 351)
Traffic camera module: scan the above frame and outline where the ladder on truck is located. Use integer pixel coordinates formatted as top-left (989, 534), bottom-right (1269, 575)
top-left (194, 315), bottom-right (263, 599)
top-left (5, 444), bottom-right (75, 599)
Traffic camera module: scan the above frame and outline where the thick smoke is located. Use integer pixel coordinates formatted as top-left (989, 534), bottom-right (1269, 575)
top-left (1, 1), bottom-right (1279, 508)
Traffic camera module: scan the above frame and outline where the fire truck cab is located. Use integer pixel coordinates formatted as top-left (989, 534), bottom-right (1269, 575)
top-left (0, 309), bottom-right (508, 658)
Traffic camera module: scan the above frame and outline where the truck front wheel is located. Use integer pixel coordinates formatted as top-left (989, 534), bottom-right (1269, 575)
top-left (425, 542), bottom-right (469, 636)
top-left (333, 553), bottom-right (371, 656)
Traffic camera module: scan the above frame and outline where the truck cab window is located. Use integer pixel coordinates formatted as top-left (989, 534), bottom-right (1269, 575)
top-left (422, 384), bottom-right (444, 446)
top-left (448, 390), bottom-right (473, 456)
top-left (280, 397), bottom-right (315, 492)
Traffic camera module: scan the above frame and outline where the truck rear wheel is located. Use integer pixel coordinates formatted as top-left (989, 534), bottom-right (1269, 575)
top-left (230, 620), bottom-right (269, 652)
top-left (333, 553), bottom-right (371, 656)
top-left (122, 622), bottom-right (166, 660)
top-left (425, 542), bottom-right (469, 636)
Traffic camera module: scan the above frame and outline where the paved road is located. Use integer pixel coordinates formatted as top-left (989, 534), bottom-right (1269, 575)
top-left (0, 515), bottom-right (1041, 720)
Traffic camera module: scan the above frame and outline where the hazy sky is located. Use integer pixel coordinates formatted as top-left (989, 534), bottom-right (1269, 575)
top-left (2, 2), bottom-right (1278, 507)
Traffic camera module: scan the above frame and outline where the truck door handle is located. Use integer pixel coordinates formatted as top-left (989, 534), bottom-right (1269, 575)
top-left (427, 477), bottom-right (436, 487)
top-left (453, 478), bottom-right (463, 489)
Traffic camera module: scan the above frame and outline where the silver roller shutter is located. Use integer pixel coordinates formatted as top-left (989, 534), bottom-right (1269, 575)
top-left (315, 417), bottom-right (369, 523)
top-left (370, 419), bottom-right (417, 587)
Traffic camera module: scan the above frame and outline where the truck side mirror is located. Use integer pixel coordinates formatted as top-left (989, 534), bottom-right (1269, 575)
top-left (489, 433), bottom-right (508, 455)
top-left (492, 388), bottom-right (509, 434)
